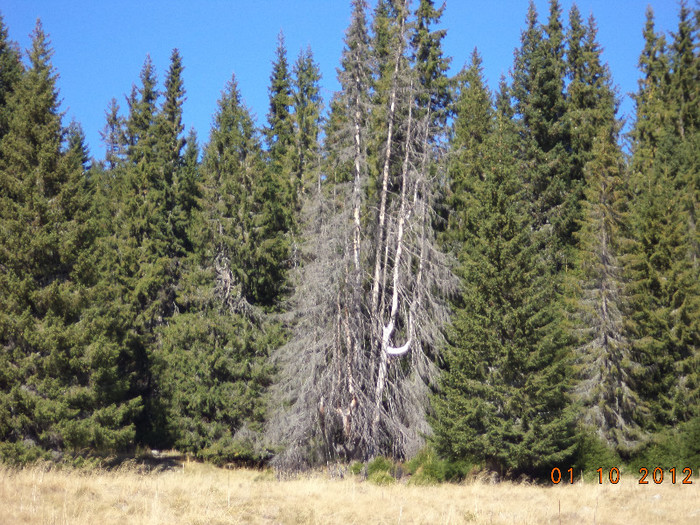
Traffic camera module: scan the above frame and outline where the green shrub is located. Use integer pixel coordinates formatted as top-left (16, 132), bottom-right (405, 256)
top-left (444, 459), bottom-right (474, 481)
top-left (0, 441), bottom-right (49, 466)
top-left (680, 417), bottom-right (700, 469)
top-left (349, 461), bottom-right (364, 476)
top-left (367, 456), bottom-right (393, 477)
top-left (406, 447), bottom-right (472, 483)
top-left (630, 419), bottom-right (700, 472)
top-left (572, 429), bottom-right (621, 481)
top-left (406, 448), bottom-right (446, 484)
top-left (368, 470), bottom-right (395, 485)
top-left (198, 436), bottom-right (259, 466)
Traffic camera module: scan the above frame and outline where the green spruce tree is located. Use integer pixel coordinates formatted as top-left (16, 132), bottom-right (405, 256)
top-left (292, 46), bottom-right (323, 193)
top-left (159, 75), bottom-right (281, 462)
top-left (626, 4), bottom-right (700, 430)
top-left (565, 9), bottom-right (644, 452)
top-left (0, 22), bottom-right (138, 461)
top-left (265, 33), bottom-right (297, 202)
top-left (433, 77), bottom-right (575, 479)
top-left (512, 0), bottom-right (576, 266)
top-left (0, 13), bottom-right (22, 143)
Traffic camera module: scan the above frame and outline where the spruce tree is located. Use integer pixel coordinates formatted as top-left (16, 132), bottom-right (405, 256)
top-left (158, 49), bottom-right (186, 170)
top-left (0, 13), bottom-right (22, 143)
top-left (627, 4), bottom-right (700, 429)
top-left (159, 75), bottom-right (280, 462)
top-left (631, 8), bottom-right (670, 179)
top-left (411, 0), bottom-right (452, 131)
top-left (564, 10), bottom-right (644, 451)
top-left (433, 78), bottom-right (575, 478)
top-left (158, 49), bottom-right (190, 254)
top-left (512, 0), bottom-right (575, 265)
top-left (0, 22), bottom-right (138, 461)
top-left (270, 0), bottom-right (454, 466)
top-left (322, 0), bottom-right (372, 189)
top-left (97, 55), bottom-right (182, 447)
top-left (292, 46), bottom-right (323, 192)
top-left (367, 0), bottom-right (404, 199)
top-left (99, 98), bottom-right (126, 170)
top-left (442, 50), bottom-right (493, 255)
top-left (265, 33), bottom-right (296, 200)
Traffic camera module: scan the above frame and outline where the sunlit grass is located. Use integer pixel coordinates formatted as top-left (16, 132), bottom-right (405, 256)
top-left (1, 456), bottom-right (699, 524)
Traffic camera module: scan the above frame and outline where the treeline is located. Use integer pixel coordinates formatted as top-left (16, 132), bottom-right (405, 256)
top-left (0, 0), bottom-right (697, 479)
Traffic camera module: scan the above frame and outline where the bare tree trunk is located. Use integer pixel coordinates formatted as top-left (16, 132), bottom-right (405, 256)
top-left (373, 77), bottom-right (415, 430)
top-left (370, 5), bottom-right (405, 315)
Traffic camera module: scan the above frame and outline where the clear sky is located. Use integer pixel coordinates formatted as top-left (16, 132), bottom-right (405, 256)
top-left (2, 1), bottom-right (682, 160)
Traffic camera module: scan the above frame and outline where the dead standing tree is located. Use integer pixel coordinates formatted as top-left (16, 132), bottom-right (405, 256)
top-left (267, 0), bottom-right (454, 468)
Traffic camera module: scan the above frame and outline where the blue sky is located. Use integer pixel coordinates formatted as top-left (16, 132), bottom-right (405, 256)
top-left (2, 1), bottom-right (681, 160)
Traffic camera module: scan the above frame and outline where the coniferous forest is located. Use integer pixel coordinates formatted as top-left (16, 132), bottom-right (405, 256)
top-left (0, 0), bottom-right (698, 480)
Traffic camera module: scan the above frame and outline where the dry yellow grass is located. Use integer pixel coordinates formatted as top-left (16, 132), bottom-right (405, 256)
top-left (1, 458), bottom-right (699, 524)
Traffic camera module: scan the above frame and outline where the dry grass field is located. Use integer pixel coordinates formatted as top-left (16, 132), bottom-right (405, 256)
top-left (1, 456), bottom-right (699, 524)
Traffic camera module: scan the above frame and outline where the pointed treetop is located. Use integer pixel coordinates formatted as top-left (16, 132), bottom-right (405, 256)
top-left (495, 74), bottom-right (514, 119)
top-left (411, 0), bottom-right (452, 125)
top-left (127, 55), bottom-right (158, 133)
top-left (65, 119), bottom-right (91, 172)
top-left (160, 48), bottom-right (186, 167)
top-left (339, 0), bottom-right (372, 96)
top-left (265, 32), bottom-right (294, 160)
top-left (546, 0), bottom-right (564, 54)
top-left (26, 19), bottom-right (60, 113)
top-left (566, 3), bottom-right (585, 80)
top-left (162, 48), bottom-right (185, 132)
top-left (526, 0), bottom-right (538, 30)
top-left (183, 127), bottom-right (198, 164)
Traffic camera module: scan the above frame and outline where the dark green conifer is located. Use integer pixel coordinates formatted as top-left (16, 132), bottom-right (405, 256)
top-left (564, 10), bottom-right (644, 452)
top-left (265, 33), bottom-right (296, 195)
top-left (512, 0), bottom-right (575, 263)
top-left (0, 22), bottom-right (139, 461)
top-left (292, 46), bottom-right (322, 193)
top-left (441, 50), bottom-right (492, 255)
top-left (0, 13), bottom-right (22, 143)
top-left (159, 76), bottom-right (281, 461)
top-left (158, 49), bottom-right (190, 254)
top-left (433, 75), bottom-right (576, 477)
top-left (626, 4), bottom-right (700, 428)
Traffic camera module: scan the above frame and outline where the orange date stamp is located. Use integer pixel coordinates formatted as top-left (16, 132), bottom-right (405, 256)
top-left (550, 467), bottom-right (694, 484)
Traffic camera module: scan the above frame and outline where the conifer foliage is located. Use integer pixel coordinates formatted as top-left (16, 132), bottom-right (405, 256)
top-left (433, 53), bottom-right (575, 477)
top-left (0, 22), bottom-right (135, 461)
top-left (627, 2), bottom-right (699, 432)
top-left (0, 2), bottom-right (697, 478)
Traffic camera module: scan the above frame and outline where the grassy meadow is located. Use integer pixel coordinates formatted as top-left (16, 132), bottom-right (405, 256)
top-left (1, 456), bottom-right (699, 524)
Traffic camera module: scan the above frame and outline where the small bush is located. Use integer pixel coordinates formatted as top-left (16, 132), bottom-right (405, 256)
top-left (406, 447), bottom-right (472, 483)
top-left (367, 456), bottom-right (393, 477)
top-left (572, 429), bottom-right (621, 481)
top-left (368, 470), bottom-right (395, 485)
top-left (0, 441), bottom-right (49, 466)
top-left (444, 459), bottom-right (474, 481)
top-left (349, 461), bottom-right (364, 476)
top-left (406, 448), bottom-right (446, 484)
top-left (198, 436), bottom-right (259, 467)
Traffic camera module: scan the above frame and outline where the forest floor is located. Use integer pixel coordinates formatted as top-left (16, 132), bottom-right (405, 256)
top-left (1, 454), bottom-right (699, 524)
